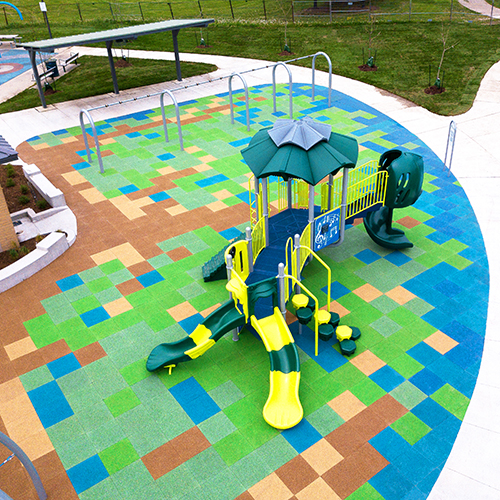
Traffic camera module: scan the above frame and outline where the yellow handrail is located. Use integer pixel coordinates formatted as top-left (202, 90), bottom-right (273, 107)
top-left (251, 217), bottom-right (266, 263)
top-left (299, 223), bottom-right (311, 272)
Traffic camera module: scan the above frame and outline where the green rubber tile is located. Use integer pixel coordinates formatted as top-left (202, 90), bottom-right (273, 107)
top-left (370, 316), bottom-right (402, 338)
top-left (370, 295), bottom-right (400, 314)
top-left (198, 412), bottom-right (237, 445)
top-left (391, 412), bottom-right (431, 445)
top-left (307, 404), bottom-right (345, 437)
top-left (87, 419), bottom-right (127, 453)
top-left (307, 374), bottom-right (346, 405)
top-left (212, 430), bottom-right (254, 466)
top-left (87, 276), bottom-right (114, 294)
top-left (63, 284), bottom-right (92, 303)
top-left (41, 294), bottom-right (78, 325)
top-left (184, 447), bottom-right (227, 485)
top-left (445, 254), bottom-right (473, 271)
top-left (95, 287), bottom-right (123, 306)
top-left (178, 282), bottom-right (206, 300)
top-left (390, 381), bottom-right (427, 410)
top-left (355, 260), bottom-right (412, 293)
top-left (111, 309), bottom-right (144, 331)
top-left (99, 438), bottom-right (140, 475)
top-left (19, 365), bottom-right (54, 392)
top-left (389, 327), bottom-right (421, 352)
top-left (112, 460), bottom-right (155, 499)
top-left (76, 400), bottom-right (115, 433)
top-left (331, 362), bottom-right (366, 389)
top-left (253, 434), bottom-right (298, 471)
top-left (300, 358), bottom-right (329, 383)
top-left (79, 476), bottom-right (121, 500)
top-left (108, 268), bottom-right (135, 285)
top-left (104, 387), bottom-right (141, 417)
top-left (403, 297), bottom-right (434, 316)
top-left (197, 468), bottom-right (245, 500)
top-left (223, 397), bottom-right (262, 428)
top-left (24, 315), bottom-right (61, 348)
top-left (347, 482), bottom-right (385, 500)
top-left (370, 339), bottom-right (404, 363)
top-left (230, 450), bottom-right (271, 490)
top-left (120, 359), bottom-right (151, 386)
top-left (46, 415), bottom-right (85, 449)
top-left (387, 307), bottom-right (418, 328)
top-left (72, 295), bottom-right (102, 315)
top-left (399, 260), bottom-right (427, 279)
top-left (79, 267), bottom-right (105, 283)
top-left (58, 366), bottom-right (92, 396)
top-left (57, 432), bottom-right (97, 469)
top-left (84, 357), bottom-right (128, 399)
top-left (189, 363), bottom-right (228, 392)
top-left (350, 377), bottom-right (386, 406)
top-left (64, 386), bottom-right (103, 413)
top-left (238, 418), bottom-right (279, 449)
top-left (388, 354), bottom-right (424, 379)
top-left (156, 463), bottom-right (200, 499)
top-left (147, 253), bottom-right (173, 269)
top-left (355, 325), bottom-right (385, 349)
top-left (431, 384), bottom-right (470, 420)
top-left (411, 319), bottom-right (438, 341)
top-left (99, 259), bottom-right (125, 275)
top-left (208, 380), bottom-right (245, 410)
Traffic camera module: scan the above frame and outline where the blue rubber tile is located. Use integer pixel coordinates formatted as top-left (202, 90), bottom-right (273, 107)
top-left (412, 430), bottom-right (454, 466)
top-left (360, 141), bottom-right (387, 154)
top-left (136, 270), bottom-right (164, 288)
top-left (412, 398), bottom-right (452, 428)
top-left (322, 281), bottom-right (350, 300)
top-left (157, 153), bottom-right (175, 161)
top-left (354, 249), bottom-right (381, 264)
top-left (118, 184), bottom-right (139, 195)
top-left (426, 231), bottom-right (452, 244)
top-left (47, 353), bottom-right (81, 379)
top-left (392, 448), bottom-right (435, 484)
top-left (149, 191), bottom-right (171, 202)
top-left (370, 365), bottom-right (405, 392)
top-left (434, 200), bottom-right (456, 211)
top-left (384, 251), bottom-right (412, 267)
top-left (170, 377), bottom-right (219, 424)
top-left (125, 132), bottom-right (141, 139)
top-left (441, 320), bottom-right (482, 345)
top-left (369, 427), bottom-right (412, 462)
top-left (425, 212), bottom-right (458, 229)
top-left (195, 174), bottom-right (229, 188)
top-left (421, 309), bottom-right (451, 331)
top-left (428, 357), bottom-right (476, 398)
top-left (80, 307), bottom-right (111, 328)
top-left (409, 369), bottom-right (445, 396)
top-left (401, 279), bottom-right (448, 307)
top-left (53, 129), bottom-right (69, 136)
top-left (433, 279), bottom-right (462, 298)
top-left (179, 313), bottom-right (204, 335)
top-left (432, 415), bottom-right (462, 444)
top-left (72, 161), bottom-right (92, 171)
top-left (28, 381), bottom-right (74, 428)
top-left (402, 488), bottom-right (427, 500)
top-left (439, 225), bottom-right (464, 239)
top-left (445, 342), bottom-right (483, 370)
top-left (282, 418), bottom-right (322, 454)
top-left (220, 227), bottom-right (242, 240)
top-left (259, 120), bottom-right (274, 126)
top-left (57, 274), bottom-right (84, 292)
top-left (272, 111), bottom-right (288, 118)
top-left (66, 455), bottom-right (109, 494)
top-left (417, 467), bottom-right (441, 496)
top-left (228, 137), bottom-right (251, 148)
top-left (144, 132), bottom-right (161, 139)
top-left (407, 343), bottom-right (442, 366)
top-left (370, 464), bottom-right (414, 500)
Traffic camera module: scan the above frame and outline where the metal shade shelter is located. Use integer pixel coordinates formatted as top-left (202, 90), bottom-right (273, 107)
top-left (0, 135), bottom-right (18, 164)
top-left (19, 19), bottom-right (214, 108)
top-left (241, 119), bottom-right (358, 186)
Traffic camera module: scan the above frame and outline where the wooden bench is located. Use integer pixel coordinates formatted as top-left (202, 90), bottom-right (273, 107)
top-left (61, 52), bottom-right (79, 73)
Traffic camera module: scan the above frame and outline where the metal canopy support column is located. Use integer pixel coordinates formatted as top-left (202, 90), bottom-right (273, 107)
top-left (29, 49), bottom-right (47, 109)
top-left (172, 29), bottom-right (182, 81)
top-left (106, 40), bottom-right (119, 94)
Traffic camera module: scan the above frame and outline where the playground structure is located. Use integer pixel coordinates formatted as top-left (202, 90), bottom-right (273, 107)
top-left (147, 114), bottom-right (424, 430)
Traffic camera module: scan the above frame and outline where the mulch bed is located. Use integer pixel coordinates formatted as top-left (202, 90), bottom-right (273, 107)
top-left (0, 236), bottom-right (40, 271)
top-left (425, 85), bottom-right (446, 95)
top-left (359, 64), bottom-right (378, 71)
top-left (0, 163), bottom-right (50, 271)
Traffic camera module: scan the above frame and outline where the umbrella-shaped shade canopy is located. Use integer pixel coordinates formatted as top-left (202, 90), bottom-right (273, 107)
top-left (242, 123), bottom-right (358, 186)
top-left (268, 116), bottom-right (332, 150)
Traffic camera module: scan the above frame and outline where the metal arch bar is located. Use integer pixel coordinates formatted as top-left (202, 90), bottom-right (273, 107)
top-left (160, 89), bottom-right (184, 151)
top-left (228, 72), bottom-right (250, 132)
top-left (79, 108), bottom-right (104, 173)
top-left (271, 62), bottom-right (293, 119)
top-left (0, 433), bottom-right (47, 500)
top-left (311, 51), bottom-right (332, 107)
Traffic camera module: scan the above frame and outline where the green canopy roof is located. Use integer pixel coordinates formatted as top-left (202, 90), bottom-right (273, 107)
top-left (241, 124), bottom-right (358, 185)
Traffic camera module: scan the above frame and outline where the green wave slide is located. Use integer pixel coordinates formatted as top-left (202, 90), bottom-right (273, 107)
top-left (146, 299), bottom-right (246, 372)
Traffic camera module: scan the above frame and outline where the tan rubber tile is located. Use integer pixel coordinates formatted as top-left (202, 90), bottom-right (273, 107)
top-left (424, 330), bottom-right (459, 354)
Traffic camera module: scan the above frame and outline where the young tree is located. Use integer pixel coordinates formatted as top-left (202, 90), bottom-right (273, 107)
top-left (435, 25), bottom-right (458, 88)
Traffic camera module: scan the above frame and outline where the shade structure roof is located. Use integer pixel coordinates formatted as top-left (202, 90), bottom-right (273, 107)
top-left (241, 123), bottom-right (358, 185)
top-left (0, 135), bottom-right (18, 164)
top-left (18, 19), bottom-right (214, 52)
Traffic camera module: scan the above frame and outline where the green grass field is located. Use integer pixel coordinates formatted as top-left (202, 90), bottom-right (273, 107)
top-left (1, 0), bottom-right (499, 115)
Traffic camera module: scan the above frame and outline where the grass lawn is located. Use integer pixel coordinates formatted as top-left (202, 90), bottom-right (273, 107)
top-left (0, 56), bottom-right (216, 113)
top-left (1, 0), bottom-right (500, 115)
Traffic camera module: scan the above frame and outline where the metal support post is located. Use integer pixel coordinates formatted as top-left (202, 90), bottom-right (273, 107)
top-left (287, 178), bottom-right (293, 209)
top-left (262, 176), bottom-right (269, 247)
top-left (278, 263), bottom-right (286, 317)
top-left (254, 176), bottom-right (260, 222)
top-left (29, 49), bottom-right (47, 109)
top-left (308, 183), bottom-right (315, 251)
top-left (246, 227), bottom-right (253, 272)
top-left (294, 234), bottom-right (302, 335)
top-left (172, 29), bottom-right (182, 81)
top-left (106, 41), bottom-right (119, 94)
top-left (328, 174), bottom-right (333, 211)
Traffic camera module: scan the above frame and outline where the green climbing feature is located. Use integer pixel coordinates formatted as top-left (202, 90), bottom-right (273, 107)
top-left (364, 149), bottom-right (424, 249)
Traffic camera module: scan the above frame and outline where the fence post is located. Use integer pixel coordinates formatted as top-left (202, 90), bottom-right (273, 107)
top-left (168, 2), bottom-right (174, 19)
top-left (449, 0), bottom-right (453, 21)
top-left (109, 2), bottom-right (115, 20)
top-left (76, 3), bottom-right (83, 21)
top-left (138, 2), bottom-right (144, 20)
top-left (229, 0), bottom-right (234, 19)
top-left (291, 0), bottom-right (294, 22)
top-left (409, 0), bottom-right (411, 20)
top-left (198, 0), bottom-right (203, 17)
top-left (491, 0), bottom-right (495, 25)
top-left (263, 0), bottom-right (266, 20)
top-left (3, 7), bottom-right (7, 25)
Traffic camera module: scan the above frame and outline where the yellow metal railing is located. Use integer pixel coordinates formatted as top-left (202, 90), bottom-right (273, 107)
top-left (252, 217), bottom-right (266, 263)
top-left (345, 170), bottom-right (387, 220)
top-left (299, 223), bottom-right (311, 272)
top-left (224, 240), bottom-right (251, 282)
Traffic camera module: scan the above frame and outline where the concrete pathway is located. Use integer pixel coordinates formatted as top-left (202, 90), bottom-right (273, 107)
top-left (1, 49), bottom-right (500, 498)
top-left (458, 0), bottom-right (500, 18)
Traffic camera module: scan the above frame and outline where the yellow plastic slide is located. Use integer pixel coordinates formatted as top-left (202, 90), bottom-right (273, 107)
top-left (251, 308), bottom-right (303, 430)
